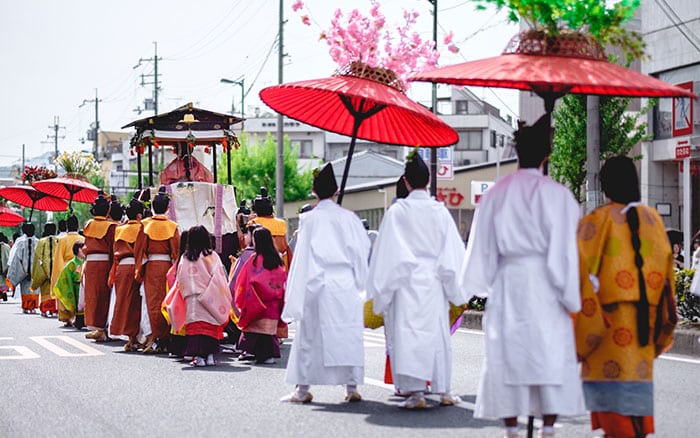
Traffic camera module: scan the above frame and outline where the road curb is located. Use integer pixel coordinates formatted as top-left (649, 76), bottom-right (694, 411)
top-left (460, 310), bottom-right (700, 358)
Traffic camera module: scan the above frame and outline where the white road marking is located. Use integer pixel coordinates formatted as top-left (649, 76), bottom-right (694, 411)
top-left (30, 336), bottom-right (104, 357)
top-left (0, 346), bottom-right (40, 360)
top-left (659, 353), bottom-right (700, 365)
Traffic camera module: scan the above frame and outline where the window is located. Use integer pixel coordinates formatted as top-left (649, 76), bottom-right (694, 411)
top-left (455, 101), bottom-right (468, 115)
top-left (455, 130), bottom-right (483, 150)
top-left (290, 139), bottom-right (313, 158)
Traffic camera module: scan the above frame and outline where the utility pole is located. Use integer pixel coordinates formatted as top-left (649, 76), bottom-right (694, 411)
top-left (21, 144), bottom-right (25, 176)
top-left (134, 41), bottom-right (162, 182)
top-left (275, 0), bottom-right (286, 218)
top-left (585, 96), bottom-right (601, 213)
top-left (44, 116), bottom-right (65, 161)
top-left (80, 88), bottom-right (102, 159)
top-left (428, 0), bottom-right (439, 198)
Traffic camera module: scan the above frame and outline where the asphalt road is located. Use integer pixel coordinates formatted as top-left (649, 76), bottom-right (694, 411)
top-left (1, 296), bottom-right (699, 438)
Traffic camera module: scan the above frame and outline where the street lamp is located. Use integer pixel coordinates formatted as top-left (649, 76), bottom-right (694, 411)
top-left (220, 77), bottom-right (245, 127)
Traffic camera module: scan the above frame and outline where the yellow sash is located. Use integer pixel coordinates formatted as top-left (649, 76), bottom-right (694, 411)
top-left (143, 216), bottom-right (179, 241)
top-left (83, 217), bottom-right (113, 239)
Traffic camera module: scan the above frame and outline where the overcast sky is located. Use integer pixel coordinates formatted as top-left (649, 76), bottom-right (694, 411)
top-left (0, 0), bottom-right (519, 167)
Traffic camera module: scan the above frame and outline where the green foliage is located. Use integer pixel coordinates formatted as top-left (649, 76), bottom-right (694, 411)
top-left (217, 132), bottom-right (314, 203)
top-left (473, 0), bottom-right (645, 63)
top-left (675, 268), bottom-right (700, 322)
top-left (549, 95), bottom-right (651, 202)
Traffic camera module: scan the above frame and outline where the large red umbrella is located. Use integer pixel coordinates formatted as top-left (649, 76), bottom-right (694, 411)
top-left (33, 177), bottom-right (99, 212)
top-left (0, 185), bottom-right (68, 221)
top-left (0, 206), bottom-right (24, 227)
top-left (411, 31), bottom-right (696, 115)
top-left (260, 62), bottom-right (459, 204)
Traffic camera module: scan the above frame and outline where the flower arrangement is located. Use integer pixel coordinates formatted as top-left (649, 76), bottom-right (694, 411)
top-left (292, 1), bottom-right (453, 91)
top-left (53, 151), bottom-right (101, 178)
top-left (21, 165), bottom-right (57, 184)
top-left (473, 0), bottom-right (645, 63)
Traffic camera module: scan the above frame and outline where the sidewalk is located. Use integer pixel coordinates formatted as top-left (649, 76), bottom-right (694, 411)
top-left (460, 310), bottom-right (700, 358)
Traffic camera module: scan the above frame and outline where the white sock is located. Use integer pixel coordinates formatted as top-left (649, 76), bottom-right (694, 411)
top-left (346, 384), bottom-right (357, 393)
top-left (505, 426), bottom-right (519, 435)
top-left (296, 385), bottom-right (310, 396)
top-left (541, 426), bottom-right (554, 434)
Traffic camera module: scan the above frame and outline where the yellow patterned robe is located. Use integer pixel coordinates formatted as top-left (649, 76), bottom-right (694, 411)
top-left (575, 202), bottom-right (677, 416)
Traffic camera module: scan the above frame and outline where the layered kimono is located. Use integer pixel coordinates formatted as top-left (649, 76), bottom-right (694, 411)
top-left (8, 234), bottom-right (38, 311)
top-left (575, 202), bottom-right (677, 434)
top-left (461, 168), bottom-right (585, 419)
top-left (177, 252), bottom-right (231, 356)
top-left (53, 256), bottom-right (84, 316)
top-left (282, 199), bottom-right (370, 386)
top-left (31, 235), bottom-right (59, 314)
top-left (251, 216), bottom-right (293, 271)
top-left (134, 215), bottom-right (180, 340)
top-left (159, 154), bottom-right (214, 185)
top-left (108, 220), bottom-right (142, 337)
top-left (234, 255), bottom-right (287, 362)
top-left (82, 217), bottom-right (116, 330)
top-left (51, 232), bottom-right (84, 322)
top-left (367, 190), bottom-right (466, 395)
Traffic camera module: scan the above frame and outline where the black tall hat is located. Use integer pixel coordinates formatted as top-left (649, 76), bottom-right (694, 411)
top-left (109, 194), bottom-right (123, 221)
top-left (404, 148), bottom-right (429, 189)
top-left (90, 190), bottom-right (110, 216)
top-left (253, 187), bottom-right (273, 216)
top-left (152, 186), bottom-right (170, 214)
top-left (312, 163), bottom-right (338, 199)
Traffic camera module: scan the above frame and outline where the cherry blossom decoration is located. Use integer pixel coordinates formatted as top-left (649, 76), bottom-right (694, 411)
top-left (292, 1), bottom-right (459, 91)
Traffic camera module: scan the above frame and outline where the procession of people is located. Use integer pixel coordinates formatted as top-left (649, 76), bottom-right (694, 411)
top-left (0, 124), bottom-right (679, 438)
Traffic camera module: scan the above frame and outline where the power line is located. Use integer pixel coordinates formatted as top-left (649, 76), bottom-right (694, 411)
top-left (654, 0), bottom-right (700, 53)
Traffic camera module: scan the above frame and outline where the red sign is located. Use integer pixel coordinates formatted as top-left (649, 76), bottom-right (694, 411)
top-left (436, 187), bottom-right (465, 207)
top-left (673, 82), bottom-right (694, 137)
top-left (676, 145), bottom-right (691, 159)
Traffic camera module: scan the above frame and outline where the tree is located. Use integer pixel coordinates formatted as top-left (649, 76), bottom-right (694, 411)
top-left (549, 95), bottom-right (652, 202)
top-left (218, 132), bottom-right (314, 203)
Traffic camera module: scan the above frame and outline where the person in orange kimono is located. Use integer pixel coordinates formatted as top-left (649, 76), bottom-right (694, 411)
top-left (83, 191), bottom-right (117, 342)
top-left (576, 156), bottom-right (678, 438)
top-left (249, 187), bottom-right (292, 271)
top-left (134, 186), bottom-right (181, 354)
top-left (109, 193), bottom-right (144, 352)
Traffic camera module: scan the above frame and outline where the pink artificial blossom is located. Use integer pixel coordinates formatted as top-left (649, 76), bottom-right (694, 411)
top-left (292, 0), bottom-right (303, 12)
top-left (443, 31), bottom-right (454, 45)
top-left (301, 15), bottom-right (311, 26)
top-left (319, 1), bottom-right (440, 90)
top-left (448, 44), bottom-right (459, 54)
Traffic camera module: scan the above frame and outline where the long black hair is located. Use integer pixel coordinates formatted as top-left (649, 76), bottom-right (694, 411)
top-left (184, 225), bottom-right (213, 262)
top-left (602, 157), bottom-right (648, 346)
top-left (252, 227), bottom-right (283, 270)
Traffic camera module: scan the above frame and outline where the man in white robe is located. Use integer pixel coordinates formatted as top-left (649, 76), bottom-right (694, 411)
top-left (461, 116), bottom-right (585, 438)
top-left (367, 150), bottom-right (466, 409)
top-left (281, 163), bottom-right (370, 403)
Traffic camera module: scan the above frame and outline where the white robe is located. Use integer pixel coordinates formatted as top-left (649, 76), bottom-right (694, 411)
top-left (282, 199), bottom-right (370, 385)
top-left (367, 190), bottom-right (466, 394)
top-left (461, 168), bottom-right (585, 419)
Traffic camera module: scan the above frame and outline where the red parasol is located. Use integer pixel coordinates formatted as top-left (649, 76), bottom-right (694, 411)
top-left (32, 177), bottom-right (99, 212)
top-left (411, 31), bottom-right (696, 116)
top-left (0, 206), bottom-right (24, 227)
top-left (260, 62), bottom-right (458, 204)
top-left (0, 185), bottom-right (68, 221)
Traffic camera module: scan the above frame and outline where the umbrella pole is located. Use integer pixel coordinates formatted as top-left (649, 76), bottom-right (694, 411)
top-left (337, 120), bottom-right (362, 206)
top-left (212, 143), bottom-right (218, 183)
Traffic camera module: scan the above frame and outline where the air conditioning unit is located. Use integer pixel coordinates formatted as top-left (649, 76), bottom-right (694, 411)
top-left (461, 159), bottom-right (471, 165)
